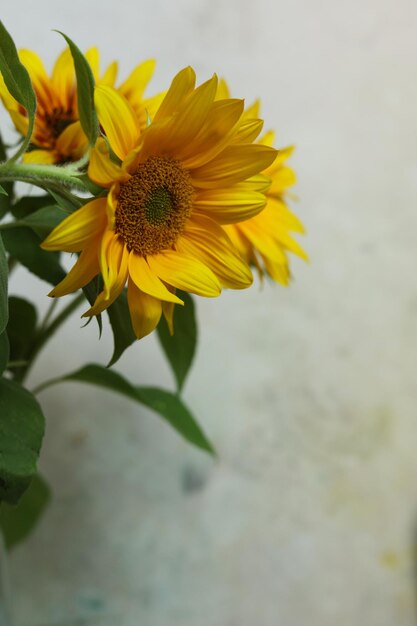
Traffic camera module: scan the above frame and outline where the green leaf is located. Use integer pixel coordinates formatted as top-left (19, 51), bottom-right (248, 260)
top-left (47, 188), bottom-right (83, 212)
top-left (0, 131), bottom-right (14, 219)
top-left (0, 331), bottom-right (9, 375)
top-left (0, 21), bottom-right (36, 161)
top-left (11, 194), bottom-right (52, 220)
top-left (54, 364), bottom-right (214, 454)
top-left (2, 227), bottom-right (65, 286)
top-left (0, 185), bottom-right (7, 196)
top-left (6, 296), bottom-right (37, 379)
top-left (20, 205), bottom-right (70, 239)
top-left (0, 233), bottom-right (8, 334)
top-left (57, 32), bottom-right (98, 146)
top-left (0, 378), bottom-right (45, 504)
top-left (157, 291), bottom-right (197, 392)
top-left (0, 473), bottom-right (50, 549)
top-left (82, 275), bottom-right (102, 335)
top-left (107, 290), bottom-right (136, 367)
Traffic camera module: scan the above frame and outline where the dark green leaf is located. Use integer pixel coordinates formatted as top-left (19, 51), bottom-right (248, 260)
top-left (21, 205), bottom-right (71, 239)
top-left (2, 227), bottom-right (65, 286)
top-left (157, 292), bottom-right (197, 392)
top-left (47, 188), bottom-right (84, 211)
top-left (0, 473), bottom-right (50, 549)
top-left (55, 364), bottom-right (214, 454)
top-left (0, 233), bottom-right (7, 334)
top-left (0, 131), bottom-right (13, 219)
top-left (11, 194), bottom-right (52, 220)
top-left (0, 378), bottom-right (45, 504)
top-left (6, 297), bottom-right (37, 379)
top-left (0, 185), bottom-right (7, 196)
top-left (57, 32), bottom-right (98, 146)
top-left (107, 290), bottom-right (136, 367)
top-left (0, 21), bottom-right (36, 161)
top-left (0, 331), bottom-right (9, 375)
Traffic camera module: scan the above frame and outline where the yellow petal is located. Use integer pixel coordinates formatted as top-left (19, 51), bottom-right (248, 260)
top-left (19, 49), bottom-right (54, 108)
top-left (49, 243), bottom-right (100, 297)
top-left (192, 144), bottom-right (278, 189)
top-left (128, 253), bottom-right (183, 304)
top-left (118, 59), bottom-right (156, 105)
top-left (127, 278), bottom-right (162, 339)
top-left (23, 149), bottom-right (56, 164)
top-left (215, 78), bottom-right (230, 100)
top-left (162, 300), bottom-right (175, 335)
top-left (232, 118), bottom-right (264, 144)
top-left (85, 47), bottom-right (100, 82)
top-left (94, 85), bottom-right (140, 160)
top-left (51, 48), bottom-right (75, 108)
top-left (83, 237), bottom-right (129, 315)
top-left (55, 121), bottom-right (88, 160)
top-left (88, 137), bottom-right (129, 188)
top-left (152, 66), bottom-right (196, 123)
top-left (100, 61), bottom-right (118, 87)
top-left (147, 251), bottom-right (221, 297)
top-left (178, 217), bottom-right (252, 289)
top-left (41, 198), bottom-right (107, 252)
top-left (194, 187), bottom-right (266, 224)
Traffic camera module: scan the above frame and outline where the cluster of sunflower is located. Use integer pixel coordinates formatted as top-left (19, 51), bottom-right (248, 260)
top-left (1, 46), bottom-right (305, 339)
top-left (0, 25), bottom-right (305, 526)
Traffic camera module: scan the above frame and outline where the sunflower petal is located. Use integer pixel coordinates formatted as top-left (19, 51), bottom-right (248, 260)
top-left (19, 49), bottom-right (54, 108)
top-left (94, 85), bottom-right (140, 159)
top-left (152, 66), bottom-right (196, 122)
top-left (118, 59), bottom-right (156, 105)
top-left (179, 217), bottom-right (252, 289)
top-left (85, 47), bottom-right (100, 81)
top-left (49, 244), bottom-right (100, 297)
top-left (83, 238), bottom-right (129, 315)
top-left (51, 48), bottom-right (75, 108)
top-left (128, 253), bottom-right (183, 304)
top-left (41, 198), bottom-right (107, 252)
top-left (55, 121), bottom-right (88, 160)
top-left (100, 61), bottom-right (118, 87)
top-left (148, 251), bottom-right (221, 297)
top-left (193, 187), bottom-right (266, 224)
top-left (192, 144), bottom-right (278, 188)
top-left (88, 137), bottom-right (129, 188)
top-left (127, 278), bottom-right (162, 339)
top-left (23, 149), bottom-right (56, 164)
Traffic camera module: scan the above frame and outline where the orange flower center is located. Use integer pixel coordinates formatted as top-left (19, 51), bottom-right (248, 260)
top-left (115, 156), bottom-right (194, 256)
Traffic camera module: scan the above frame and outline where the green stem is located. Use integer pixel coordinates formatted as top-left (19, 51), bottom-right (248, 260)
top-left (0, 161), bottom-right (86, 192)
top-left (14, 293), bottom-right (84, 385)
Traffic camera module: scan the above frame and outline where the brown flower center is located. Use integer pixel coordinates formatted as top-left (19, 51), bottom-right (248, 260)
top-left (44, 107), bottom-right (75, 139)
top-left (115, 156), bottom-right (194, 256)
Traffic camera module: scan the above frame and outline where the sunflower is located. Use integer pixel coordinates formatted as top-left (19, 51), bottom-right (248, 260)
top-left (42, 67), bottom-right (277, 338)
top-left (0, 48), bottom-right (162, 164)
top-left (217, 81), bottom-right (306, 284)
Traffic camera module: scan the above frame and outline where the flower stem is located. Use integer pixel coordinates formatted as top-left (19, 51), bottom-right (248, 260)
top-left (0, 161), bottom-right (87, 192)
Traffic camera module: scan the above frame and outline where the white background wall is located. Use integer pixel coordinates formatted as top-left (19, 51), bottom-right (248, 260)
top-left (2, 1), bottom-right (417, 624)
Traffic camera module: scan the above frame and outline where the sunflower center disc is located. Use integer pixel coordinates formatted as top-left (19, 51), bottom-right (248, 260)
top-left (115, 156), bottom-right (194, 256)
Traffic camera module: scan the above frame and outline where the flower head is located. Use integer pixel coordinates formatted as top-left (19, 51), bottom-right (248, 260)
top-left (42, 67), bottom-right (277, 338)
top-left (0, 48), bottom-right (162, 164)
top-left (218, 81), bottom-right (307, 284)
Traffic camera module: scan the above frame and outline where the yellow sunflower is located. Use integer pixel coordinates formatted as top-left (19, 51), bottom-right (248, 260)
top-left (41, 67), bottom-right (277, 338)
top-left (0, 48), bottom-right (162, 164)
top-left (217, 81), bottom-right (306, 284)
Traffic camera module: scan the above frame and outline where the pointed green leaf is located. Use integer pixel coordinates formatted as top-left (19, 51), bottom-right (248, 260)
top-left (0, 131), bottom-right (14, 219)
top-left (52, 364), bottom-right (214, 454)
top-left (0, 233), bottom-right (7, 334)
top-left (0, 473), bottom-right (51, 549)
top-left (0, 331), bottom-right (9, 375)
top-left (6, 296), bottom-right (37, 380)
top-left (107, 290), bottom-right (136, 367)
top-left (21, 205), bottom-right (70, 239)
top-left (2, 226), bottom-right (65, 286)
top-left (0, 378), bottom-right (45, 504)
top-left (0, 186), bottom-right (7, 196)
top-left (57, 32), bottom-right (98, 146)
top-left (157, 291), bottom-right (197, 392)
top-left (0, 21), bottom-right (36, 161)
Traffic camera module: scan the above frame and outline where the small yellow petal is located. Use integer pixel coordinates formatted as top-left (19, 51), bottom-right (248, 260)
top-left (127, 278), bottom-right (162, 339)
top-left (94, 85), bottom-right (141, 160)
top-left (118, 59), bottom-right (156, 104)
top-left (100, 61), bottom-right (118, 87)
top-left (153, 66), bottom-right (196, 123)
top-left (128, 253), bottom-right (183, 304)
top-left (55, 121), bottom-right (88, 160)
top-left (88, 137), bottom-right (129, 188)
top-left (51, 48), bottom-right (75, 108)
top-left (23, 149), bottom-right (56, 164)
top-left (49, 244), bottom-right (100, 297)
top-left (148, 251), bottom-right (221, 297)
top-left (85, 47), bottom-right (100, 82)
top-left (42, 198), bottom-right (107, 252)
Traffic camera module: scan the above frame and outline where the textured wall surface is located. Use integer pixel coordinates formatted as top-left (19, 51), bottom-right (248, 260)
top-left (2, 1), bottom-right (417, 624)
